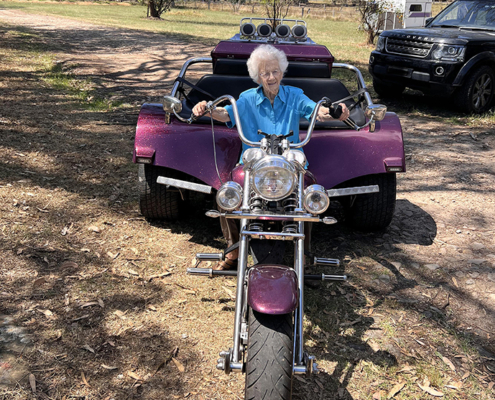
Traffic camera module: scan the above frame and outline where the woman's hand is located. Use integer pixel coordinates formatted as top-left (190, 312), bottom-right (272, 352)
top-left (192, 100), bottom-right (209, 117)
top-left (317, 103), bottom-right (350, 122)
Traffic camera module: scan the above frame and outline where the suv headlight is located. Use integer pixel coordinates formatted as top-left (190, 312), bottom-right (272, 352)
top-left (376, 36), bottom-right (386, 52)
top-left (431, 45), bottom-right (465, 62)
top-left (216, 181), bottom-right (243, 211)
top-left (251, 156), bottom-right (296, 201)
top-left (303, 185), bottom-right (329, 214)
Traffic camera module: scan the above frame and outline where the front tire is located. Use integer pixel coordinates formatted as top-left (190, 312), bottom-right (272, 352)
top-left (138, 164), bottom-right (184, 220)
top-left (341, 173), bottom-right (397, 231)
top-left (455, 65), bottom-right (495, 114)
top-left (245, 308), bottom-right (293, 400)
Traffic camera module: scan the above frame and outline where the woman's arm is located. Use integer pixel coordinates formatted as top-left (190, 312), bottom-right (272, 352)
top-left (192, 100), bottom-right (231, 123)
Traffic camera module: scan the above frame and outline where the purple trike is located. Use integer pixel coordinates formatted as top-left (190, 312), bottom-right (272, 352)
top-left (133, 18), bottom-right (405, 399)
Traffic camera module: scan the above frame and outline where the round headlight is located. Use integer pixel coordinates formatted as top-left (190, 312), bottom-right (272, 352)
top-left (216, 181), bottom-right (243, 211)
top-left (257, 23), bottom-right (272, 37)
top-left (251, 156), bottom-right (296, 201)
top-left (242, 148), bottom-right (265, 166)
top-left (240, 22), bottom-right (256, 37)
top-left (275, 24), bottom-right (290, 38)
top-left (303, 184), bottom-right (329, 214)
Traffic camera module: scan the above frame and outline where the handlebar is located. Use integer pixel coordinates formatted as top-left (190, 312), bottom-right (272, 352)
top-left (171, 94), bottom-right (384, 148)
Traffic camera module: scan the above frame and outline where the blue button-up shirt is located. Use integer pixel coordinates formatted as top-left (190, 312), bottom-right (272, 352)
top-left (224, 85), bottom-right (316, 161)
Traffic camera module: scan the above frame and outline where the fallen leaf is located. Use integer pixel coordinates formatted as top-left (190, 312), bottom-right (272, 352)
top-left (61, 226), bottom-right (69, 236)
top-left (372, 391), bottom-right (382, 400)
top-left (128, 371), bottom-right (142, 380)
top-left (397, 365), bottom-right (415, 374)
top-left (88, 225), bottom-right (101, 233)
top-left (488, 382), bottom-right (494, 390)
top-left (441, 356), bottom-right (456, 371)
top-left (82, 344), bottom-right (95, 353)
top-left (81, 302), bottom-right (99, 308)
top-left (452, 277), bottom-right (458, 287)
top-left (315, 380), bottom-right (324, 390)
top-left (29, 374), bottom-right (36, 393)
top-left (107, 251), bottom-right (120, 259)
top-left (60, 261), bottom-right (78, 269)
top-left (32, 278), bottom-right (46, 288)
top-left (418, 383), bottom-right (443, 397)
top-left (113, 310), bottom-right (126, 319)
top-left (222, 286), bottom-right (235, 299)
top-left (81, 371), bottom-right (90, 386)
top-left (72, 314), bottom-right (90, 322)
top-left (461, 371), bottom-right (470, 380)
top-left (147, 305), bottom-right (157, 311)
top-left (387, 381), bottom-right (405, 399)
top-left (128, 269), bottom-right (139, 276)
top-left (17, 248), bottom-right (24, 255)
top-left (39, 309), bottom-right (53, 317)
top-left (98, 298), bottom-right (104, 308)
top-left (101, 364), bottom-right (118, 370)
top-left (172, 357), bottom-right (185, 372)
top-left (340, 317), bottom-right (362, 327)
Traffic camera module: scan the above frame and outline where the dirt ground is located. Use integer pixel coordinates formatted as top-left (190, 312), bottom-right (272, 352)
top-left (0, 8), bottom-right (494, 400)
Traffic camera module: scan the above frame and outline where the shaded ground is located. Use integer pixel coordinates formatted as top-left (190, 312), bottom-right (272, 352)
top-left (0, 8), bottom-right (494, 400)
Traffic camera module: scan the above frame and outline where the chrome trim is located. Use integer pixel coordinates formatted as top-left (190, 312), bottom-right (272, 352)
top-left (171, 57), bottom-right (212, 97)
top-left (241, 229), bottom-right (305, 240)
top-left (157, 176), bottom-right (212, 194)
top-left (196, 253), bottom-right (224, 261)
top-left (232, 173), bottom-right (251, 363)
top-left (333, 63), bottom-right (374, 107)
top-left (314, 257), bottom-right (340, 267)
top-left (296, 222), bottom-right (305, 364)
top-left (224, 211), bottom-right (321, 222)
top-left (327, 185), bottom-right (379, 198)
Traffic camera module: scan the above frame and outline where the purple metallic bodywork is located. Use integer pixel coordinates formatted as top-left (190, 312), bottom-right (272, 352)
top-left (134, 105), bottom-right (405, 190)
top-left (247, 265), bottom-right (298, 315)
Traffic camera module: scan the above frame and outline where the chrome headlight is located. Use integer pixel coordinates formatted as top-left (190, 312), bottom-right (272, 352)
top-left (303, 184), bottom-right (329, 214)
top-left (242, 148), bottom-right (265, 167)
top-left (376, 36), bottom-right (386, 52)
top-left (251, 156), bottom-right (296, 201)
top-left (216, 181), bottom-right (243, 211)
top-left (431, 45), bottom-right (465, 62)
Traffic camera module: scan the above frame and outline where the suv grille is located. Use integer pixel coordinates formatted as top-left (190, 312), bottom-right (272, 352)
top-left (385, 35), bottom-right (434, 58)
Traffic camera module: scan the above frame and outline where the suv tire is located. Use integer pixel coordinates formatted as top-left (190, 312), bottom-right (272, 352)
top-left (373, 79), bottom-right (405, 98)
top-left (455, 65), bottom-right (495, 114)
top-left (341, 173), bottom-right (396, 231)
top-left (138, 164), bottom-right (184, 221)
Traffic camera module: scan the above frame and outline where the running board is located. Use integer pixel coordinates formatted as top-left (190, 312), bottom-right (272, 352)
top-left (157, 176), bottom-right (212, 194)
top-left (327, 185), bottom-right (379, 198)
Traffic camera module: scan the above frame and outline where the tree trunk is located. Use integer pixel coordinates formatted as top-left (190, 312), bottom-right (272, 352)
top-left (149, 0), bottom-right (160, 18)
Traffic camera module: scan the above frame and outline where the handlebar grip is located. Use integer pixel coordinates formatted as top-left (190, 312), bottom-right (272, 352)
top-left (329, 104), bottom-right (343, 119)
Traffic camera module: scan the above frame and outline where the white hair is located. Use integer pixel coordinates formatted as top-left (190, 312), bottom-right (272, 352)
top-left (246, 44), bottom-right (289, 84)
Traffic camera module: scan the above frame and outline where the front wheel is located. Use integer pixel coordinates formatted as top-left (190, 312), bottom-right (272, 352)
top-left (455, 65), bottom-right (495, 114)
top-left (341, 173), bottom-right (397, 231)
top-left (245, 308), bottom-right (293, 400)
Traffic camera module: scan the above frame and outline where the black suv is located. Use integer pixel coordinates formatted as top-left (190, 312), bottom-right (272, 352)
top-left (369, 0), bottom-right (495, 113)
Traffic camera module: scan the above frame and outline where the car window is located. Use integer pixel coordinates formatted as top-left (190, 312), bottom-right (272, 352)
top-left (432, 0), bottom-right (495, 27)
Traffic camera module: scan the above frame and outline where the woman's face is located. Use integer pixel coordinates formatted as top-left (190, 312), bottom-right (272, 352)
top-left (258, 58), bottom-right (283, 98)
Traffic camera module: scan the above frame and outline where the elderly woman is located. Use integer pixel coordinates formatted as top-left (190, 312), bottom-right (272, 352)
top-left (193, 44), bottom-right (349, 270)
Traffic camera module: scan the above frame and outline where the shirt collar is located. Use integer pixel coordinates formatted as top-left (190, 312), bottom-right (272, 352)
top-left (255, 85), bottom-right (287, 106)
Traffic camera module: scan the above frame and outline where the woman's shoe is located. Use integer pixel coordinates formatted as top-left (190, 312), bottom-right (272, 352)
top-left (214, 258), bottom-right (238, 271)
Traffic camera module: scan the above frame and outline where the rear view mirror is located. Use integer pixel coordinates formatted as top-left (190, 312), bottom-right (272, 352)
top-left (163, 96), bottom-right (182, 113)
top-left (365, 104), bottom-right (387, 121)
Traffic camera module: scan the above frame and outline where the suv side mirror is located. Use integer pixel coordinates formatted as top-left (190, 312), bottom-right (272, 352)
top-left (163, 96), bottom-right (182, 113)
top-left (365, 104), bottom-right (387, 121)
top-left (425, 17), bottom-right (433, 26)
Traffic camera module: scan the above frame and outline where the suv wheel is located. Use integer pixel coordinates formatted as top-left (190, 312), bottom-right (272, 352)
top-left (456, 65), bottom-right (495, 114)
top-left (373, 79), bottom-right (405, 98)
top-left (138, 164), bottom-right (184, 221)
